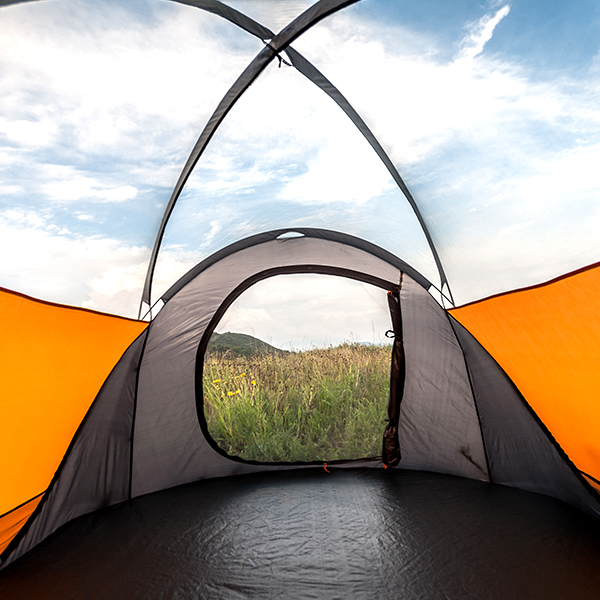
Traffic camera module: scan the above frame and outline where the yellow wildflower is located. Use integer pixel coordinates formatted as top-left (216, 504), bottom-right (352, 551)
top-left (227, 391), bottom-right (234, 396)
top-left (213, 379), bottom-right (221, 384)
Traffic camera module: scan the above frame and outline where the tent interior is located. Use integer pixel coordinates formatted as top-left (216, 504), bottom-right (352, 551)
top-left (2, 0), bottom-right (600, 598)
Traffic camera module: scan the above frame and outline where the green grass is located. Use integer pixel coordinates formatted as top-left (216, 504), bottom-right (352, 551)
top-left (203, 343), bottom-right (391, 462)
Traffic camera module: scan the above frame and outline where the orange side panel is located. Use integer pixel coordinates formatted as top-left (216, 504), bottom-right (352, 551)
top-left (0, 288), bottom-right (148, 518)
top-left (582, 475), bottom-right (600, 494)
top-left (0, 494), bottom-right (44, 555)
top-left (451, 263), bottom-right (600, 481)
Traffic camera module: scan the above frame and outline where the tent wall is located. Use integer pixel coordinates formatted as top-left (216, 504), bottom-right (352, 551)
top-left (450, 317), bottom-right (600, 519)
top-left (398, 277), bottom-right (488, 481)
top-left (132, 233), bottom-right (492, 498)
top-left (0, 288), bottom-right (148, 557)
top-left (1, 331), bottom-right (148, 568)
top-left (131, 236), bottom-right (403, 498)
top-left (450, 262), bottom-right (600, 483)
top-left (0, 497), bottom-right (43, 556)
top-left (4, 237), bottom-right (600, 569)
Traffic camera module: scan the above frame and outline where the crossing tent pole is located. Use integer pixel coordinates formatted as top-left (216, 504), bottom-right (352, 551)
top-left (173, 0), bottom-right (274, 40)
top-left (140, 0), bottom-right (361, 317)
top-left (140, 0), bottom-right (453, 316)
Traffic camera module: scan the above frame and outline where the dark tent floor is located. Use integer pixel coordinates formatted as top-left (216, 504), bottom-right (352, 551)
top-left (2, 469), bottom-right (600, 599)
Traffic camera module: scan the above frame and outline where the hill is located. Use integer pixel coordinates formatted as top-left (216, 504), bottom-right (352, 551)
top-left (207, 332), bottom-right (287, 357)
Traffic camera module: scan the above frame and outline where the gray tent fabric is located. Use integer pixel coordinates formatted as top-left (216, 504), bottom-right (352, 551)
top-left (160, 228), bottom-right (433, 303)
top-left (2, 330), bottom-right (148, 569)
top-left (132, 235), bottom-right (401, 497)
top-left (397, 276), bottom-right (489, 481)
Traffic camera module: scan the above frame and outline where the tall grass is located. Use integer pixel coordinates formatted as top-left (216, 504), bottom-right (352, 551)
top-left (203, 343), bottom-right (391, 462)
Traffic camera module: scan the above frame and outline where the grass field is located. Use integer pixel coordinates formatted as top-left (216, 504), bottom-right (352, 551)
top-left (203, 343), bottom-right (391, 462)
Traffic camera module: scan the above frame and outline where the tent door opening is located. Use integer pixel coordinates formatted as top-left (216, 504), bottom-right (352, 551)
top-left (197, 271), bottom-right (400, 464)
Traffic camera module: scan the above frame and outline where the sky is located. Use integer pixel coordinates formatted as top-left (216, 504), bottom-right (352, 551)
top-left (215, 274), bottom-right (392, 350)
top-left (1, 0), bottom-right (599, 345)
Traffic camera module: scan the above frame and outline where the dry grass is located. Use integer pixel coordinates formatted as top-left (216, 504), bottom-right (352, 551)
top-left (203, 343), bottom-right (391, 462)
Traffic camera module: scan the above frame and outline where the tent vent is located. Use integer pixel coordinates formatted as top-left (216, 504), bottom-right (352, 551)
top-left (276, 231), bottom-right (305, 239)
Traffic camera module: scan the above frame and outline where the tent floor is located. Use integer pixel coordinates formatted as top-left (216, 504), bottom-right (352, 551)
top-left (2, 468), bottom-right (600, 599)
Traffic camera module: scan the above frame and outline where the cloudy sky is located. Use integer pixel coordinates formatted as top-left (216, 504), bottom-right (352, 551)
top-left (216, 274), bottom-right (392, 350)
top-left (1, 0), bottom-right (599, 344)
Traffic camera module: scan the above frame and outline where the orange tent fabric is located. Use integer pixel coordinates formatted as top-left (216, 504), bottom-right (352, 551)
top-left (0, 288), bottom-right (147, 552)
top-left (451, 263), bottom-right (600, 483)
top-left (0, 495), bottom-right (43, 555)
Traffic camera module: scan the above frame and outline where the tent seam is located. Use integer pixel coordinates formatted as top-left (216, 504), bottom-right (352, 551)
top-left (129, 327), bottom-right (152, 501)
top-left (0, 492), bottom-right (45, 521)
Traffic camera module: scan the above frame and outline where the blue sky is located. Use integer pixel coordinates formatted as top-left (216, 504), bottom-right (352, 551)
top-left (1, 0), bottom-right (599, 339)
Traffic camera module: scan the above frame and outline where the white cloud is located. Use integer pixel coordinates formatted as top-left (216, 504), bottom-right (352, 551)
top-left (216, 274), bottom-right (392, 350)
top-left (0, 117), bottom-right (58, 147)
top-left (438, 140), bottom-right (600, 303)
top-left (278, 130), bottom-right (393, 205)
top-left (43, 176), bottom-right (138, 203)
top-left (0, 183), bottom-right (22, 195)
top-left (456, 5), bottom-right (511, 63)
top-left (3, 209), bottom-right (48, 228)
top-left (502, 143), bottom-right (600, 213)
top-left (82, 261), bottom-right (147, 316)
top-left (21, 164), bottom-right (141, 204)
top-left (147, 248), bottom-right (201, 304)
top-left (0, 208), bottom-right (148, 316)
top-left (225, 0), bottom-right (314, 33)
top-left (443, 204), bottom-right (600, 305)
top-left (0, 0), bottom-right (262, 181)
top-left (192, 161), bottom-right (273, 195)
top-left (0, 149), bottom-right (17, 167)
top-left (83, 247), bottom-right (203, 317)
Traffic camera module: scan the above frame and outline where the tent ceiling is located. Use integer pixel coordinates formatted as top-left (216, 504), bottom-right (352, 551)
top-left (1, 0), bottom-right (599, 317)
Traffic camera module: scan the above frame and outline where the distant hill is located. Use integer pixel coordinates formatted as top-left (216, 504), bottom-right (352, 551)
top-left (207, 332), bottom-right (287, 357)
